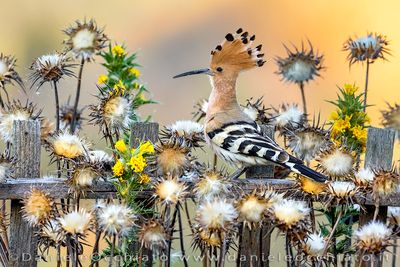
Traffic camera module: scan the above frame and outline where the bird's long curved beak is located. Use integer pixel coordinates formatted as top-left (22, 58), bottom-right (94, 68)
top-left (173, 68), bottom-right (213, 78)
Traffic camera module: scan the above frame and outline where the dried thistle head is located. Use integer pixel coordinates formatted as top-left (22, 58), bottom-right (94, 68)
top-left (381, 103), bottom-right (400, 138)
top-left (97, 203), bottom-right (136, 236)
top-left (153, 176), bottom-right (188, 205)
top-left (161, 120), bottom-right (204, 148)
top-left (192, 225), bottom-right (231, 255)
top-left (39, 219), bottom-right (65, 246)
top-left (373, 169), bottom-right (399, 196)
top-left (69, 164), bottom-right (99, 190)
top-left (139, 219), bottom-right (168, 251)
top-left (354, 168), bottom-right (375, 187)
top-left (86, 149), bottom-right (113, 169)
top-left (354, 221), bottom-right (392, 255)
top-left (90, 88), bottom-right (133, 133)
top-left (325, 181), bottom-right (358, 205)
top-left (0, 101), bottom-right (41, 143)
top-left (388, 207), bottom-right (400, 227)
top-left (241, 97), bottom-right (270, 124)
top-left (270, 103), bottom-right (305, 132)
top-left (286, 119), bottom-right (331, 162)
top-left (192, 99), bottom-right (208, 122)
top-left (193, 169), bottom-right (231, 201)
top-left (148, 140), bottom-right (191, 176)
top-left (58, 209), bottom-right (92, 235)
top-left (236, 190), bottom-right (268, 229)
top-left (22, 188), bottom-right (54, 226)
top-left (196, 198), bottom-right (237, 233)
top-left (344, 33), bottom-right (389, 65)
top-left (50, 132), bottom-right (90, 160)
top-left (302, 232), bottom-right (326, 258)
top-left (30, 53), bottom-right (75, 89)
top-left (40, 118), bottom-right (54, 142)
top-left (60, 102), bottom-right (83, 132)
top-left (0, 53), bottom-right (23, 89)
top-left (269, 199), bottom-right (310, 241)
top-left (276, 41), bottom-right (324, 84)
top-left (63, 18), bottom-right (108, 61)
top-left (316, 145), bottom-right (355, 180)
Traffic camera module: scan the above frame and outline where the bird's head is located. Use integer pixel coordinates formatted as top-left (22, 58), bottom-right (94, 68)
top-left (174, 28), bottom-right (265, 82)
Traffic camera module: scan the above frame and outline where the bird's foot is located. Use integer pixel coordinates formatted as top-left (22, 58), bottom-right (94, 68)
top-left (229, 167), bottom-right (247, 180)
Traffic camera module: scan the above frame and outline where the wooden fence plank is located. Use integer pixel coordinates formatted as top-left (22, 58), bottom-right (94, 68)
top-left (241, 125), bottom-right (275, 267)
top-left (9, 120), bottom-right (41, 267)
top-left (357, 127), bottom-right (396, 267)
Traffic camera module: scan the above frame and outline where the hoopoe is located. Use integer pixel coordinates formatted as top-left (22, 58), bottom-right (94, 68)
top-left (174, 28), bottom-right (326, 182)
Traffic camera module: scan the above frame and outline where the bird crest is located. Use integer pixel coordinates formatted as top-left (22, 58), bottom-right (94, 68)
top-left (210, 28), bottom-right (265, 73)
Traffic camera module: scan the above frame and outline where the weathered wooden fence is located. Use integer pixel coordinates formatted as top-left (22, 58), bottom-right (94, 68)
top-left (1, 120), bottom-right (399, 267)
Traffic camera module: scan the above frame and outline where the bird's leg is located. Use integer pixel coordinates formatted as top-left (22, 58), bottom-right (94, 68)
top-left (229, 167), bottom-right (247, 180)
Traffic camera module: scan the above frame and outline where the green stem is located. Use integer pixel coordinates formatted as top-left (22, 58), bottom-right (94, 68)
top-left (299, 82), bottom-right (308, 122)
top-left (363, 60), bottom-right (370, 112)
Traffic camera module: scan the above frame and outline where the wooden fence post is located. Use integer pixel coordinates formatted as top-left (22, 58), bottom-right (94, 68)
top-left (130, 122), bottom-right (159, 266)
top-left (239, 125), bottom-right (275, 267)
top-left (9, 120), bottom-right (41, 267)
top-left (357, 127), bottom-right (396, 267)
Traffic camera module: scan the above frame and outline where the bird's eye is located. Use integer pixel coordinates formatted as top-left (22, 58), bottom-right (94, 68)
top-left (216, 67), bottom-right (223, 72)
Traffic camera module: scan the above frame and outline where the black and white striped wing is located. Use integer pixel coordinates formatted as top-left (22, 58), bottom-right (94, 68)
top-left (207, 121), bottom-right (326, 182)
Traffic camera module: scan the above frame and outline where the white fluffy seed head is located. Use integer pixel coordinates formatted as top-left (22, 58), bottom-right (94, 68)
top-left (59, 209), bottom-right (92, 235)
top-left (355, 168), bottom-right (375, 186)
top-left (98, 204), bottom-right (135, 236)
top-left (273, 105), bottom-right (303, 128)
top-left (168, 120), bottom-right (203, 136)
top-left (194, 172), bottom-right (231, 201)
top-left (327, 181), bottom-right (356, 198)
top-left (87, 150), bottom-right (113, 164)
top-left (52, 133), bottom-right (88, 159)
top-left (0, 60), bottom-right (7, 76)
top-left (237, 195), bottom-right (268, 225)
top-left (285, 60), bottom-right (314, 82)
top-left (354, 221), bottom-right (392, 253)
top-left (197, 199), bottom-right (237, 232)
top-left (104, 96), bottom-right (133, 129)
top-left (0, 110), bottom-right (31, 142)
top-left (154, 178), bottom-right (187, 205)
top-left (41, 219), bottom-right (64, 244)
top-left (272, 199), bottom-right (310, 227)
top-left (72, 28), bottom-right (96, 50)
top-left (304, 232), bottom-right (326, 257)
top-left (319, 149), bottom-right (354, 178)
top-left (242, 106), bottom-right (258, 121)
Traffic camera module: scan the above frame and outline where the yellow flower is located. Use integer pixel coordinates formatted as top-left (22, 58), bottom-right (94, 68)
top-left (112, 45), bottom-right (125, 57)
top-left (129, 68), bottom-right (140, 78)
top-left (113, 80), bottom-right (126, 95)
top-left (138, 93), bottom-right (146, 101)
top-left (139, 174), bottom-right (151, 184)
top-left (343, 83), bottom-right (358, 95)
top-left (352, 125), bottom-right (367, 143)
top-left (329, 111), bottom-right (339, 121)
top-left (115, 139), bottom-right (127, 153)
top-left (133, 82), bottom-right (141, 90)
top-left (139, 141), bottom-right (154, 155)
top-left (97, 74), bottom-right (108, 84)
top-left (113, 160), bottom-right (125, 177)
top-left (128, 155), bottom-right (146, 173)
top-left (364, 114), bottom-right (371, 124)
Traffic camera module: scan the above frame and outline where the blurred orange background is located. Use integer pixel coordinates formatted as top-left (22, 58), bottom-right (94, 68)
top-left (1, 1), bottom-right (399, 266)
top-left (1, 0), bottom-right (399, 133)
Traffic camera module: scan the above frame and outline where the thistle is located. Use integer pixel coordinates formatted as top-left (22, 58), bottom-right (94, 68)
top-left (59, 102), bottom-right (83, 132)
top-left (97, 203), bottom-right (136, 236)
top-left (343, 33), bottom-right (389, 110)
top-left (50, 132), bottom-right (90, 160)
top-left (241, 97), bottom-right (270, 124)
top-left (270, 103), bottom-right (305, 132)
top-left (276, 41), bottom-right (324, 118)
top-left (325, 181), bottom-right (358, 206)
top-left (382, 103), bottom-right (400, 138)
top-left (161, 120), bottom-right (204, 148)
top-left (22, 188), bottom-right (54, 226)
top-left (153, 177), bottom-right (188, 205)
top-left (354, 221), bottom-right (392, 255)
top-left (30, 53), bottom-right (75, 132)
top-left (316, 145), bottom-right (355, 180)
top-left (0, 53), bottom-right (24, 107)
top-left (302, 232), bottom-right (326, 258)
top-left (193, 169), bottom-right (231, 201)
top-left (236, 190), bottom-right (268, 229)
top-left (196, 198), bottom-right (237, 233)
top-left (192, 99), bottom-right (208, 122)
top-left (354, 168), bottom-right (375, 187)
top-left (69, 165), bottom-right (99, 190)
top-left (372, 169), bottom-right (400, 196)
top-left (138, 219), bottom-right (168, 251)
top-left (59, 209), bottom-right (92, 235)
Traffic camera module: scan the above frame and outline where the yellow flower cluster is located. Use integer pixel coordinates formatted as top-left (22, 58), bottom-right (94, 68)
top-left (129, 68), bottom-right (140, 78)
top-left (113, 160), bottom-right (124, 177)
top-left (112, 45), bottom-right (125, 57)
top-left (115, 139), bottom-right (127, 153)
top-left (139, 174), bottom-right (151, 184)
top-left (112, 80), bottom-right (126, 95)
top-left (128, 154), bottom-right (146, 173)
top-left (351, 125), bottom-right (367, 143)
top-left (97, 74), bottom-right (108, 84)
top-left (343, 83), bottom-right (358, 95)
top-left (133, 82), bottom-right (141, 90)
top-left (139, 141), bottom-right (155, 155)
top-left (331, 115), bottom-right (351, 137)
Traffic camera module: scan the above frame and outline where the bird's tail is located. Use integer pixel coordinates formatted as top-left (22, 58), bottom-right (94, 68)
top-left (284, 158), bottom-right (326, 183)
